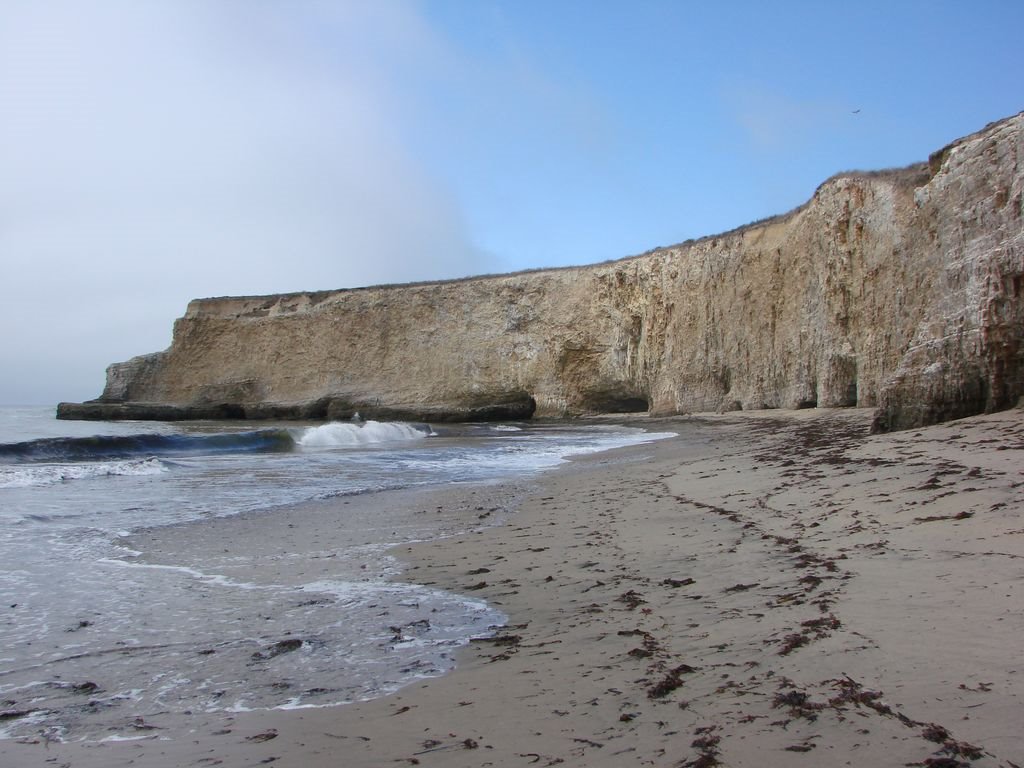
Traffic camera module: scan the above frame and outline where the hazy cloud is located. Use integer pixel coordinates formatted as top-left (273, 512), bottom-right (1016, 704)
top-left (722, 81), bottom-right (855, 152)
top-left (0, 0), bottom-right (484, 403)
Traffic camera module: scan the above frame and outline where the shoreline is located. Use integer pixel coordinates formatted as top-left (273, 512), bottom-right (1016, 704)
top-left (4, 408), bottom-right (1023, 766)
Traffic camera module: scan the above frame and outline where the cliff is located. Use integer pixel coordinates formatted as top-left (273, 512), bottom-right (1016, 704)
top-left (58, 113), bottom-right (1024, 430)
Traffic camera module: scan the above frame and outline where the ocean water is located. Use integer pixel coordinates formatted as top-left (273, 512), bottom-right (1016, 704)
top-left (0, 406), bottom-right (672, 741)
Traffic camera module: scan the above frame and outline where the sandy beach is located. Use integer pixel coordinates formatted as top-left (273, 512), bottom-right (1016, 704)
top-left (4, 407), bottom-right (1023, 767)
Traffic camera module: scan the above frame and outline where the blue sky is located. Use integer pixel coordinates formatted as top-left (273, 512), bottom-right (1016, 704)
top-left (1, 0), bottom-right (1022, 404)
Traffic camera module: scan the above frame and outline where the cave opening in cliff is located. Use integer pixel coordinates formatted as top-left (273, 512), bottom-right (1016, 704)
top-left (581, 393), bottom-right (650, 414)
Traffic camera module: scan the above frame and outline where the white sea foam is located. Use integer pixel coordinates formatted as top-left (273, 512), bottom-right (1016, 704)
top-left (299, 579), bottom-right (494, 619)
top-left (403, 429), bottom-right (677, 478)
top-left (96, 558), bottom-right (271, 591)
top-left (295, 420), bottom-right (430, 448)
top-left (0, 457), bottom-right (167, 488)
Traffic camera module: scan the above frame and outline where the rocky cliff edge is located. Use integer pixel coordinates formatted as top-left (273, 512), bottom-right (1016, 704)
top-left (58, 113), bottom-right (1024, 430)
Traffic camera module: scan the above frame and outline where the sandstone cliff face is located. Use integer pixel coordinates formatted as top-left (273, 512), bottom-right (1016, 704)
top-left (60, 113), bottom-right (1024, 429)
top-left (870, 116), bottom-right (1024, 429)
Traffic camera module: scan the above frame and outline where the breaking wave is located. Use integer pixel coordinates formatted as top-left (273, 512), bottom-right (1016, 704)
top-left (295, 421), bottom-right (432, 448)
top-left (0, 421), bottom-right (431, 467)
top-left (0, 430), bottom-right (295, 463)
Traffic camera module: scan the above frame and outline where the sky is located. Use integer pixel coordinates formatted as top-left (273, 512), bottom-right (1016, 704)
top-left (1, 0), bottom-right (1022, 405)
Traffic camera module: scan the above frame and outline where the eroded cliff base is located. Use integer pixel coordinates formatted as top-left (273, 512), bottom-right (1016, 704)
top-left (56, 392), bottom-right (538, 424)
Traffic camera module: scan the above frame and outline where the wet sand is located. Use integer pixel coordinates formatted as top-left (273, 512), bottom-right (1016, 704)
top-left (4, 408), bottom-right (1023, 767)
